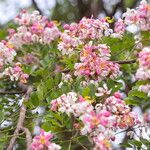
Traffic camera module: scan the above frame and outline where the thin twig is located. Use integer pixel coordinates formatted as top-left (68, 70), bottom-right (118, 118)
top-left (114, 59), bottom-right (136, 64)
top-left (0, 90), bottom-right (24, 95)
top-left (20, 127), bottom-right (32, 150)
top-left (7, 83), bottom-right (33, 150)
top-left (76, 140), bottom-right (88, 150)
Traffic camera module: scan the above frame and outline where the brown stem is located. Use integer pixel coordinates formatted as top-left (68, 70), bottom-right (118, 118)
top-left (7, 84), bottom-right (33, 150)
top-left (114, 59), bottom-right (136, 64)
top-left (0, 90), bottom-right (24, 95)
top-left (20, 127), bottom-right (32, 150)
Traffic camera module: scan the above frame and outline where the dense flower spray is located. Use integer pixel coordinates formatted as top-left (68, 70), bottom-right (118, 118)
top-left (3, 63), bottom-right (29, 83)
top-left (51, 92), bottom-right (140, 149)
top-left (0, 0), bottom-right (149, 149)
top-left (58, 17), bottom-right (113, 56)
top-left (0, 10), bottom-right (60, 83)
top-left (113, 0), bottom-right (150, 39)
top-left (8, 10), bottom-right (60, 49)
top-left (74, 43), bottom-right (120, 80)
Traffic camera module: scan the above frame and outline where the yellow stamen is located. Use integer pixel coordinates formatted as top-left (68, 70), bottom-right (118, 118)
top-left (6, 42), bottom-right (14, 49)
top-left (84, 96), bottom-right (94, 104)
top-left (40, 136), bottom-right (46, 144)
top-left (91, 117), bottom-right (100, 125)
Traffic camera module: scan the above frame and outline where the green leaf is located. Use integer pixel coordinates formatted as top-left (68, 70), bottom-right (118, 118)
top-left (36, 85), bottom-right (44, 100)
top-left (30, 92), bottom-right (39, 107)
top-left (82, 87), bottom-right (90, 97)
top-left (120, 143), bottom-right (133, 148)
top-left (45, 77), bottom-right (54, 90)
top-left (136, 80), bottom-right (150, 86)
top-left (140, 138), bottom-right (150, 147)
top-left (89, 84), bottom-right (97, 97)
top-left (107, 79), bottom-right (123, 93)
top-left (129, 140), bottom-right (142, 147)
top-left (54, 73), bottom-right (62, 85)
top-left (128, 90), bottom-right (148, 98)
top-left (0, 111), bottom-right (4, 123)
top-left (125, 97), bottom-right (142, 105)
top-left (61, 83), bottom-right (71, 93)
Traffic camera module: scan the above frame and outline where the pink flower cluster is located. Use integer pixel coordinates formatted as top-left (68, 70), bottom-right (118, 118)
top-left (51, 92), bottom-right (139, 150)
top-left (0, 41), bottom-right (16, 69)
top-left (122, 0), bottom-right (150, 31)
top-left (8, 10), bottom-right (60, 49)
top-left (51, 92), bottom-right (93, 117)
top-left (114, 19), bottom-right (125, 34)
top-left (136, 47), bottom-right (150, 80)
top-left (3, 63), bottom-right (29, 83)
top-left (138, 46), bottom-right (150, 68)
top-left (103, 93), bottom-right (139, 129)
top-left (74, 43), bottom-right (120, 80)
top-left (104, 92), bottom-right (130, 115)
top-left (58, 17), bottom-right (113, 56)
top-left (113, 0), bottom-right (150, 38)
top-left (136, 47), bottom-right (150, 96)
top-left (80, 93), bottom-right (139, 149)
top-left (80, 110), bottom-right (116, 135)
top-left (1, 10), bottom-right (61, 83)
top-left (31, 129), bottom-right (61, 150)
top-left (113, 19), bottom-right (126, 38)
top-left (0, 39), bottom-right (28, 83)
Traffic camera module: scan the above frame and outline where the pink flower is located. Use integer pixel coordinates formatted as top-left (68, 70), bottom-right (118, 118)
top-left (20, 73), bottom-right (29, 83)
top-left (138, 47), bottom-right (150, 68)
top-left (31, 129), bottom-right (53, 150)
top-left (114, 19), bottom-right (125, 34)
top-left (80, 110), bottom-right (112, 135)
top-left (105, 94), bottom-right (130, 115)
top-left (93, 134), bottom-right (111, 150)
top-left (31, 129), bottom-right (61, 150)
top-left (51, 100), bottom-right (59, 111)
top-left (95, 84), bottom-right (111, 97)
top-left (122, 0), bottom-right (150, 31)
top-left (118, 112), bottom-right (138, 129)
top-left (136, 47), bottom-right (150, 96)
top-left (0, 41), bottom-right (16, 68)
top-left (32, 130), bottom-right (52, 150)
top-left (3, 63), bottom-right (29, 83)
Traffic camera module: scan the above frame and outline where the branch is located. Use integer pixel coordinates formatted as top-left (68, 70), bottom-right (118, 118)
top-left (0, 83), bottom-right (35, 95)
top-left (32, 0), bottom-right (43, 15)
top-left (7, 83), bottom-right (33, 150)
top-left (0, 90), bottom-right (24, 95)
top-left (20, 127), bottom-right (32, 150)
top-left (114, 59), bottom-right (136, 64)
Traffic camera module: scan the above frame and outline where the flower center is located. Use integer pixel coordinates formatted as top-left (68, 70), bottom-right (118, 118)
top-left (92, 117), bottom-right (100, 126)
top-left (40, 136), bottom-right (46, 144)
